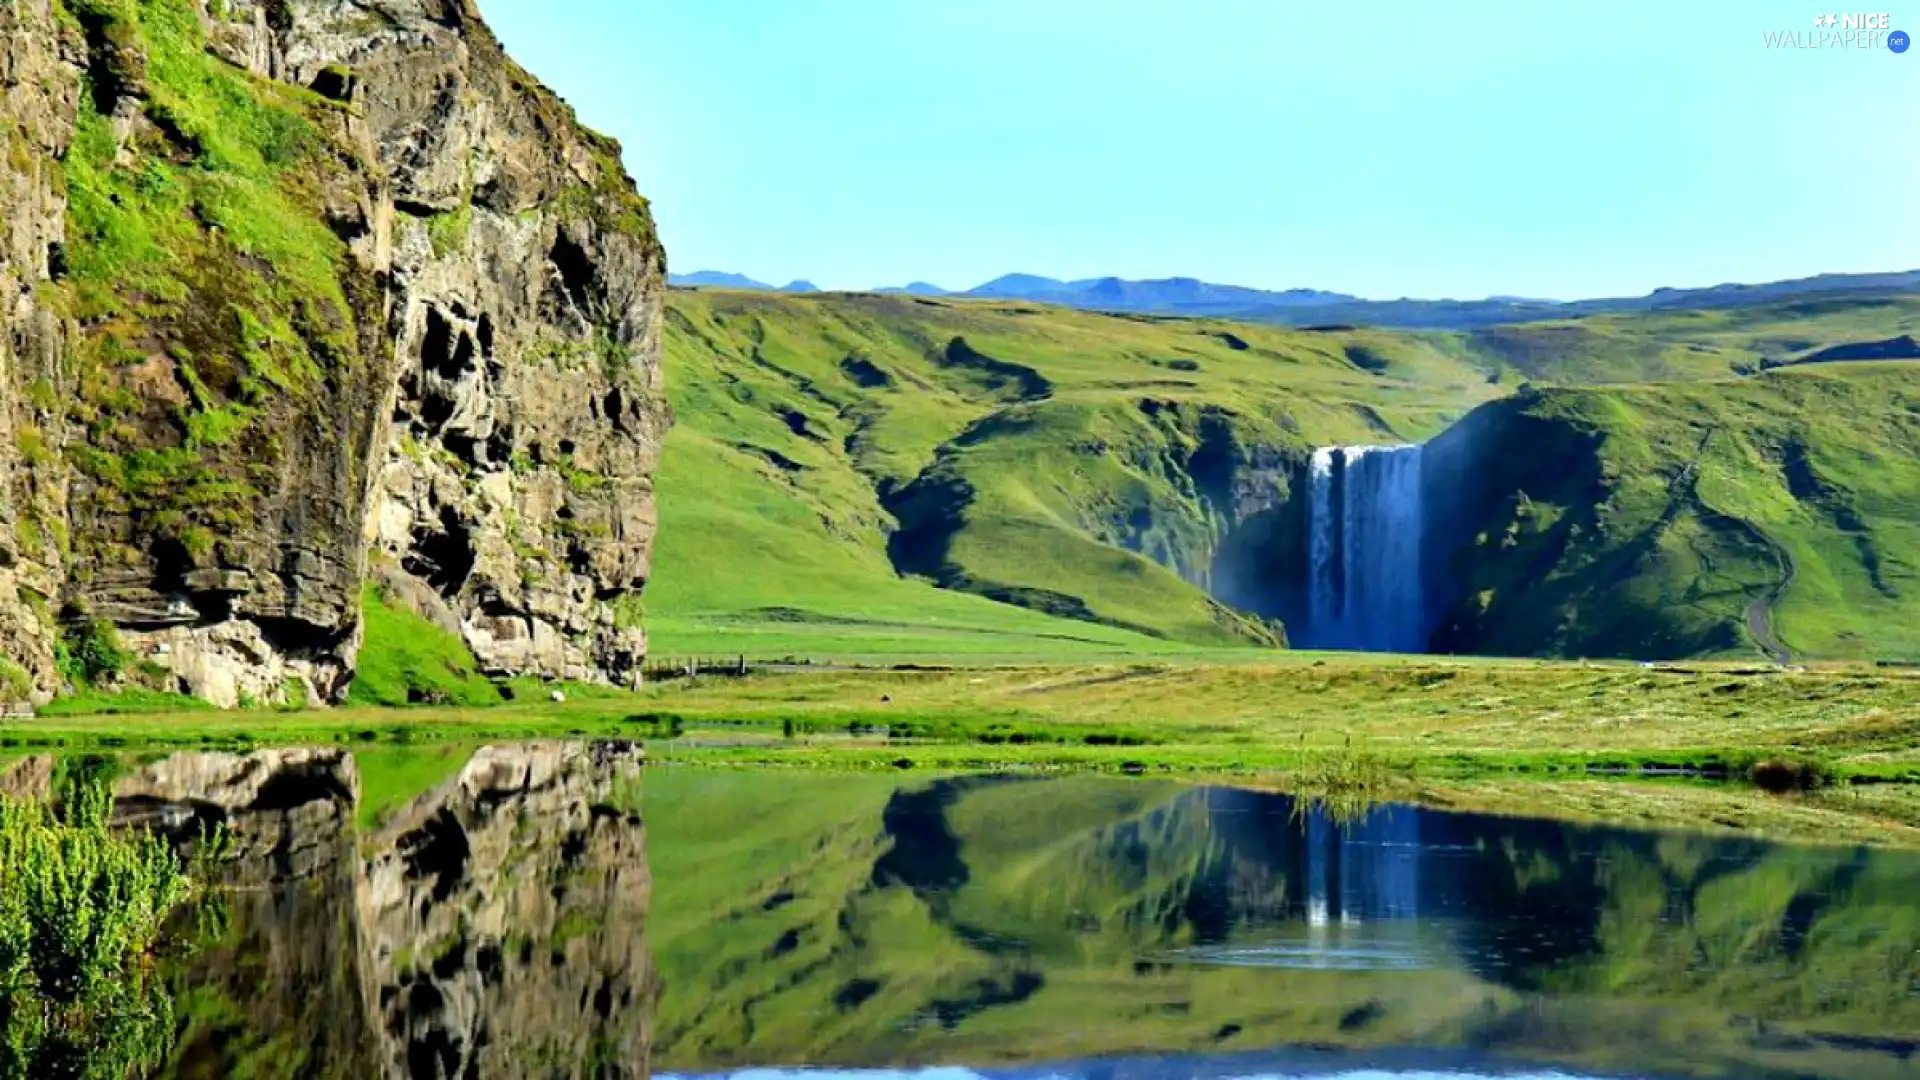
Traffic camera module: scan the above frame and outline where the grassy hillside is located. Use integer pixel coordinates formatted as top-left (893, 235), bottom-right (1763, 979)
top-left (1432, 363), bottom-right (1920, 661)
top-left (647, 290), bottom-right (1502, 655)
top-left (646, 287), bottom-right (1920, 663)
top-left (1460, 295), bottom-right (1920, 384)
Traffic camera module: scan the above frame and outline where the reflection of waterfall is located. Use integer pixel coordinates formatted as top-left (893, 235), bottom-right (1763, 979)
top-left (1302, 806), bottom-right (1421, 927)
top-left (1302, 445), bottom-right (1427, 652)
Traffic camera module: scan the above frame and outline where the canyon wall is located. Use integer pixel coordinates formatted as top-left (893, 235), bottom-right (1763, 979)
top-left (0, 0), bottom-right (667, 707)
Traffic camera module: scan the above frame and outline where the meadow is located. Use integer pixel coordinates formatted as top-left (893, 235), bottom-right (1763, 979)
top-left (10, 652), bottom-right (1920, 844)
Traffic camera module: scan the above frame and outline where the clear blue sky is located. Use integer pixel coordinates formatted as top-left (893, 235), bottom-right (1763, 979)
top-left (486, 0), bottom-right (1916, 300)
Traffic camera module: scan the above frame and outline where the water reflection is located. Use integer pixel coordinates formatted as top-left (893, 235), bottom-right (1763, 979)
top-left (658, 1063), bottom-right (1625, 1080)
top-left (1, 756), bottom-right (1916, 1079)
top-left (643, 773), bottom-right (1920, 1080)
top-left (33, 742), bottom-right (652, 1079)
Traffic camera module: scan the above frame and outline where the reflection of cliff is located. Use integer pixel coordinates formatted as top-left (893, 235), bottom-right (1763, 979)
top-left (105, 742), bottom-right (653, 1080)
top-left (365, 742), bottom-right (653, 1079)
top-left (119, 749), bottom-right (382, 1079)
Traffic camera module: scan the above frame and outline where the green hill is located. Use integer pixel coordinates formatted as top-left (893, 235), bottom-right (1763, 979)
top-left (648, 288), bottom-right (1920, 662)
top-left (647, 290), bottom-right (1500, 656)
top-left (1461, 295), bottom-right (1920, 384)
top-left (1428, 363), bottom-right (1920, 661)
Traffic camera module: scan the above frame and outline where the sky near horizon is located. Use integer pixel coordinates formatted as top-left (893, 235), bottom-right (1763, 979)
top-left (485, 0), bottom-right (1917, 301)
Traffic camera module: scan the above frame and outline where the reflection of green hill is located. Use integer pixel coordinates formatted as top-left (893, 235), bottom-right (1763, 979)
top-left (646, 770), bottom-right (1491, 1069)
top-left (645, 771), bottom-right (1920, 1079)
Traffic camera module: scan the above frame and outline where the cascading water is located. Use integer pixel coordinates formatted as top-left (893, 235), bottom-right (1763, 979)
top-left (1301, 444), bottom-right (1427, 652)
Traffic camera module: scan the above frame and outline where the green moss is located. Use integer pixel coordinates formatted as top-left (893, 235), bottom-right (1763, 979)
top-left (182, 404), bottom-right (254, 450)
top-left (609, 593), bottom-right (645, 632)
top-left (525, 336), bottom-right (595, 371)
top-left (12, 517), bottom-right (47, 560)
top-left (24, 379), bottom-right (57, 413)
top-left (13, 426), bottom-right (52, 466)
top-left (347, 584), bottom-right (503, 709)
top-left (426, 203), bottom-right (474, 259)
top-left (0, 659), bottom-right (32, 702)
top-left (54, 0), bottom-right (366, 557)
top-left (6, 124), bottom-right (34, 173)
top-left (550, 141), bottom-right (657, 247)
top-left (556, 454), bottom-right (609, 494)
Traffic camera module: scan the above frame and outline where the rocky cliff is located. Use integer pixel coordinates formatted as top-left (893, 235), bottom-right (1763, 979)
top-left (0, 0), bottom-right (667, 707)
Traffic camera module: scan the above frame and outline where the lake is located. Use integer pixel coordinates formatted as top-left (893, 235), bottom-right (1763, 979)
top-left (3, 741), bottom-right (1915, 1078)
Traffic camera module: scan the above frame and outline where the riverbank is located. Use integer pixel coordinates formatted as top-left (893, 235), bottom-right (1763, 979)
top-left (6, 653), bottom-right (1920, 847)
top-left (8, 653), bottom-right (1917, 774)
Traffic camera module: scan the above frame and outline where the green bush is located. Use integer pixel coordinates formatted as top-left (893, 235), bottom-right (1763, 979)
top-left (0, 775), bottom-right (196, 1078)
top-left (55, 619), bottom-right (130, 687)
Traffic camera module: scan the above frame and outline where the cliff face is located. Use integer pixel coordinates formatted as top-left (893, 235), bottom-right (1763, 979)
top-left (0, 0), bottom-right (667, 707)
top-left (0, 0), bottom-right (82, 704)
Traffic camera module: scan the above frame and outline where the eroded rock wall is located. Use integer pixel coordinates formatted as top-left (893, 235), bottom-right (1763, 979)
top-left (0, 0), bottom-right (667, 706)
top-left (365, 741), bottom-right (653, 1077)
top-left (207, 0), bottom-right (668, 684)
top-left (117, 748), bottom-right (384, 1076)
top-left (0, 0), bottom-right (81, 700)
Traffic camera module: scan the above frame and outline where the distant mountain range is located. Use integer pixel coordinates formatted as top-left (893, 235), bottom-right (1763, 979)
top-left (666, 268), bottom-right (1920, 330)
top-left (670, 270), bottom-right (821, 294)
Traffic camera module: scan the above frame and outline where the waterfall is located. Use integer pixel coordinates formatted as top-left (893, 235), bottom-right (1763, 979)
top-left (1302, 444), bottom-right (1426, 652)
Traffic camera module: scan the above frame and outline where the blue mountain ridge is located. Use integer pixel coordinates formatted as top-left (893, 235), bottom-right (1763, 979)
top-left (666, 268), bottom-right (1920, 330)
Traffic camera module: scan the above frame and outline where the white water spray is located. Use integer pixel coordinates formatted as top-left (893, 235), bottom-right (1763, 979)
top-left (1302, 445), bottom-right (1426, 652)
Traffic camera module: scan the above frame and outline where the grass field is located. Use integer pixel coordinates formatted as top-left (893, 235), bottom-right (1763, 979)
top-left (9, 656), bottom-right (1917, 792)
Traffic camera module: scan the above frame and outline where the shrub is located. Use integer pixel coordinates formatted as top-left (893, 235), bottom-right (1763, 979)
top-left (1288, 737), bottom-right (1400, 824)
top-left (0, 775), bottom-right (198, 1077)
top-left (55, 619), bottom-right (130, 687)
top-left (1749, 758), bottom-right (1834, 793)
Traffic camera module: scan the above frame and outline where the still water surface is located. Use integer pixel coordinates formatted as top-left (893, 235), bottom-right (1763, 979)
top-left (7, 741), bottom-right (1917, 1078)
